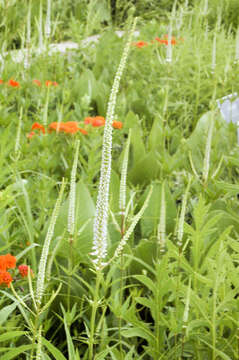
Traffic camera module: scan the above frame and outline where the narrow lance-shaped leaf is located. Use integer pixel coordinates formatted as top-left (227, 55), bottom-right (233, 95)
top-left (183, 277), bottom-right (191, 327)
top-left (111, 186), bottom-right (153, 262)
top-left (14, 107), bottom-right (23, 158)
top-left (119, 129), bottom-right (131, 215)
top-left (202, 114), bottom-right (214, 185)
top-left (177, 176), bottom-right (192, 247)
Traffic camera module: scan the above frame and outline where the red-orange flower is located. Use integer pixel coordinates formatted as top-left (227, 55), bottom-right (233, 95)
top-left (18, 264), bottom-right (33, 278)
top-left (0, 255), bottom-right (6, 271)
top-left (155, 35), bottom-right (177, 45)
top-left (132, 41), bottom-right (148, 48)
top-left (0, 80), bottom-right (4, 84)
top-left (33, 79), bottom-right (41, 87)
top-left (0, 271), bottom-right (13, 287)
top-left (0, 254), bottom-right (16, 271)
top-left (4, 254), bottom-right (16, 269)
top-left (27, 131), bottom-right (36, 139)
top-left (8, 79), bottom-right (20, 87)
top-left (84, 117), bottom-right (94, 125)
top-left (31, 122), bottom-right (45, 134)
top-left (45, 80), bottom-right (58, 87)
top-left (79, 128), bottom-right (88, 135)
top-left (48, 122), bottom-right (65, 132)
top-left (64, 121), bottom-right (79, 132)
top-left (91, 116), bottom-right (105, 127)
top-left (48, 121), bottom-right (87, 135)
top-left (112, 121), bottom-right (123, 129)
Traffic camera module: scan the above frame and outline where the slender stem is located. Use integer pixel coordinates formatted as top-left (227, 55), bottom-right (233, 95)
top-left (30, 309), bottom-right (40, 360)
top-left (67, 235), bottom-right (73, 312)
top-left (155, 264), bottom-right (160, 358)
top-left (89, 271), bottom-right (101, 360)
top-left (119, 211), bottom-right (125, 359)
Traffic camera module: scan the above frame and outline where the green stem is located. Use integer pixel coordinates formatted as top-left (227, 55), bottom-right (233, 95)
top-left (67, 235), bottom-right (73, 312)
top-left (155, 267), bottom-right (160, 358)
top-left (89, 270), bottom-right (101, 360)
top-left (30, 309), bottom-right (40, 360)
top-left (119, 211), bottom-right (125, 359)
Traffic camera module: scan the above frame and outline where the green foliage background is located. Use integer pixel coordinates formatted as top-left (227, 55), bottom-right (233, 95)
top-left (0, 0), bottom-right (239, 359)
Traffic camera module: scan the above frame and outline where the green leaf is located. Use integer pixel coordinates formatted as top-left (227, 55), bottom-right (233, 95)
top-left (148, 117), bottom-right (164, 153)
top-left (55, 181), bottom-right (95, 261)
top-left (0, 345), bottom-right (33, 360)
top-left (0, 303), bottom-right (17, 325)
top-left (95, 349), bottom-right (110, 360)
top-left (122, 327), bottom-right (154, 343)
top-left (129, 151), bottom-right (160, 185)
top-left (133, 275), bottom-right (156, 293)
top-left (42, 338), bottom-right (67, 360)
top-left (140, 182), bottom-right (176, 237)
top-left (129, 240), bottom-right (157, 275)
top-left (61, 305), bottom-right (76, 360)
top-left (0, 331), bottom-right (26, 342)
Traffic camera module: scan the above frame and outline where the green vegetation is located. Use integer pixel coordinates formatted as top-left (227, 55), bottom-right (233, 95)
top-left (0, 0), bottom-right (239, 359)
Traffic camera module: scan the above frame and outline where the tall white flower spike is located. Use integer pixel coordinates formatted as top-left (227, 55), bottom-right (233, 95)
top-left (92, 19), bottom-right (137, 270)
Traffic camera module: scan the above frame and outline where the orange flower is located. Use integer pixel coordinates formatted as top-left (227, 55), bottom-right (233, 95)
top-left (4, 254), bottom-right (16, 269)
top-left (8, 79), bottom-right (20, 87)
top-left (18, 264), bottom-right (33, 278)
top-left (155, 35), bottom-right (177, 45)
top-left (0, 254), bottom-right (16, 270)
top-left (91, 116), bottom-right (105, 127)
top-left (84, 117), bottom-right (94, 125)
top-left (48, 121), bottom-right (87, 135)
top-left (33, 79), bottom-right (41, 87)
top-left (132, 41), bottom-right (148, 48)
top-left (0, 271), bottom-right (13, 287)
top-left (27, 131), bottom-right (36, 139)
top-left (0, 255), bottom-right (6, 271)
top-left (0, 80), bottom-right (4, 84)
top-left (57, 121), bottom-right (78, 134)
top-left (112, 121), bottom-right (123, 129)
top-left (31, 122), bottom-right (45, 134)
top-left (45, 80), bottom-right (58, 87)
top-left (79, 128), bottom-right (88, 135)
top-left (48, 122), bottom-right (65, 132)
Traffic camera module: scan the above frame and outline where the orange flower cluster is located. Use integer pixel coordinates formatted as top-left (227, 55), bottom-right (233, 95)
top-left (28, 117), bottom-right (123, 139)
top-left (84, 116), bottom-right (123, 129)
top-left (132, 40), bottom-right (149, 48)
top-left (0, 254), bottom-right (16, 287)
top-left (0, 79), bottom-right (59, 88)
top-left (0, 79), bottom-right (21, 87)
top-left (28, 121), bottom-right (88, 138)
top-left (33, 80), bottom-right (58, 87)
top-left (48, 121), bottom-right (88, 134)
top-left (18, 264), bottom-right (33, 278)
top-left (132, 35), bottom-right (183, 48)
top-left (0, 253), bottom-right (33, 287)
